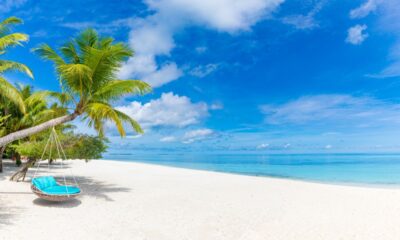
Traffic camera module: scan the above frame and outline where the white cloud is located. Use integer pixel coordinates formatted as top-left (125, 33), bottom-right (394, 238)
top-left (116, 92), bottom-right (208, 129)
top-left (182, 128), bottom-right (214, 143)
top-left (369, 61), bottom-right (400, 78)
top-left (282, 0), bottom-right (325, 30)
top-left (31, 30), bottom-right (47, 38)
top-left (118, 0), bottom-right (284, 87)
top-left (346, 24), bottom-right (368, 45)
top-left (127, 135), bottom-right (143, 139)
top-left (210, 102), bottom-right (224, 110)
top-left (160, 136), bottom-right (177, 142)
top-left (350, 0), bottom-right (400, 77)
top-left (60, 18), bottom-right (134, 34)
top-left (260, 94), bottom-right (400, 126)
top-left (118, 56), bottom-right (183, 87)
top-left (188, 64), bottom-right (219, 78)
top-left (373, 0), bottom-right (400, 78)
top-left (145, 0), bottom-right (283, 32)
top-left (350, 0), bottom-right (380, 19)
top-left (256, 143), bottom-right (269, 149)
top-left (0, 0), bottom-right (26, 13)
top-left (282, 15), bottom-right (317, 30)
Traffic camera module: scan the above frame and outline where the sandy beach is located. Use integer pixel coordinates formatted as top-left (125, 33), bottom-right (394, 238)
top-left (0, 159), bottom-right (399, 240)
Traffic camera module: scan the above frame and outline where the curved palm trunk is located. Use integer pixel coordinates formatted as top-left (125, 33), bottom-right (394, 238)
top-left (0, 113), bottom-right (78, 147)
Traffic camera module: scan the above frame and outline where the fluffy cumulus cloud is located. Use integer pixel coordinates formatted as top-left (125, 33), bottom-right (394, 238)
top-left (0, 0), bottom-right (26, 13)
top-left (260, 94), bottom-right (400, 127)
top-left (116, 92), bottom-right (208, 129)
top-left (118, 0), bottom-right (284, 87)
top-left (182, 128), bottom-right (214, 143)
top-left (346, 24), bottom-right (368, 45)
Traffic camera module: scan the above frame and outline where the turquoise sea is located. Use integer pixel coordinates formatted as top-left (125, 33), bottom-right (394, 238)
top-left (103, 153), bottom-right (400, 186)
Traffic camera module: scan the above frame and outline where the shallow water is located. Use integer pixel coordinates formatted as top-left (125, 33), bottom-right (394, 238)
top-left (103, 153), bottom-right (400, 185)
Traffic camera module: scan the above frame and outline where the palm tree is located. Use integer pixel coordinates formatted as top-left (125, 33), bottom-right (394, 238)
top-left (0, 17), bottom-right (33, 113)
top-left (0, 84), bottom-right (65, 173)
top-left (0, 28), bottom-right (151, 148)
top-left (0, 16), bottom-right (33, 172)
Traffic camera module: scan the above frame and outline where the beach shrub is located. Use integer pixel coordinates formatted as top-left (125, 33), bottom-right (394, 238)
top-left (14, 133), bottom-right (108, 160)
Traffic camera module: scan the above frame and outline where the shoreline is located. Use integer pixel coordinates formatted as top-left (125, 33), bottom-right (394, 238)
top-left (101, 158), bottom-right (400, 189)
top-left (1, 159), bottom-right (400, 239)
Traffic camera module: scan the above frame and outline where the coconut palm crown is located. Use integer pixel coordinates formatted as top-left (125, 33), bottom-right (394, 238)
top-left (33, 28), bottom-right (152, 136)
top-left (0, 28), bottom-right (151, 146)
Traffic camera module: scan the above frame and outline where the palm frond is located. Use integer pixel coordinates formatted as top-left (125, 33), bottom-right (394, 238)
top-left (84, 102), bottom-right (126, 136)
top-left (0, 76), bottom-right (25, 113)
top-left (1, 16), bottom-right (23, 26)
top-left (60, 39), bottom-right (80, 63)
top-left (24, 90), bottom-right (52, 107)
top-left (0, 60), bottom-right (33, 78)
top-left (0, 16), bottom-right (23, 35)
top-left (76, 28), bottom-right (98, 50)
top-left (0, 33), bottom-right (28, 52)
top-left (114, 109), bottom-right (143, 134)
top-left (49, 91), bottom-right (74, 106)
top-left (32, 44), bottom-right (65, 65)
top-left (92, 80), bottom-right (151, 102)
top-left (58, 63), bottom-right (93, 96)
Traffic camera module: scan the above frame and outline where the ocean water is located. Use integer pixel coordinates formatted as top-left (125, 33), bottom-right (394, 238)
top-left (102, 153), bottom-right (400, 186)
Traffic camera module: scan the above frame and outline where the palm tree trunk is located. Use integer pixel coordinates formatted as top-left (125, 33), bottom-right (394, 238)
top-left (0, 145), bottom-right (6, 173)
top-left (0, 113), bottom-right (78, 147)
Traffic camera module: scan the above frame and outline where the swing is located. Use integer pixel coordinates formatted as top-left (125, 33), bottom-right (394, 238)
top-left (31, 128), bottom-right (81, 202)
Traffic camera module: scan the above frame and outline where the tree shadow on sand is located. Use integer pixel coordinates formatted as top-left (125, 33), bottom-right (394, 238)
top-left (1, 159), bottom-right (74, 178)
top-left (30, 176), bottom-right (131, 207)
top-left (71, 176), bottom-right (131, 202)
top-left (2, 160), bottom-right (131, 209)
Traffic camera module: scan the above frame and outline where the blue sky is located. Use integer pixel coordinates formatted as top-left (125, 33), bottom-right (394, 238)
top-left (2, 0), bottom-right (400, 153)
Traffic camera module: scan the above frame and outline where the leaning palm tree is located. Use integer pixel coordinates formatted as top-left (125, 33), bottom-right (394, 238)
top-left (0, 28), bottom-right (151, 147)
top-left (0, 16), bottom-right (33, 172)
top-left (0, 16), bottom-right (33, 113)
top-left (0, 84), bottom-right (66, 173)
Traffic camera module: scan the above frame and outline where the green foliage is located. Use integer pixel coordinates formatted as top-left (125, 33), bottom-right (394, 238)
top-left (0, 17), bottom-right (33, 112)
top-left (0, 84), bottom-right (67, 142)
top-left (0, 22), bottom-right (150, 168)
top-left (63, 134), bottom-right (108, 159)
top-left (14, 132), bottom-right (108, 160)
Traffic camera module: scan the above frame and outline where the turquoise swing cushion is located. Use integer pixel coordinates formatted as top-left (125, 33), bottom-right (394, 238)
top-left (32, 176), bottom-right (81, 195)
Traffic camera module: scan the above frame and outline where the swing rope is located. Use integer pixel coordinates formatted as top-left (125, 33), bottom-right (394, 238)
top-left (32, 128), bottom-right (79, 195)
top-left (53, 128), bottom-right (79, 188)
top-left (33, 132), bottom-right (52, 179)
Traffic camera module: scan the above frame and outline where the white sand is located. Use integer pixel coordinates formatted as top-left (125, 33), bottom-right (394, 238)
top-left (0, 159), bottom-right (400, 240)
